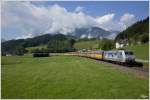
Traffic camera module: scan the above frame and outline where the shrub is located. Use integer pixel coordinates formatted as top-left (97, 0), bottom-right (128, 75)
top-left (33, 53), bottom-right (49, 57)
top-left (140, 33), bottom-right (149, 43)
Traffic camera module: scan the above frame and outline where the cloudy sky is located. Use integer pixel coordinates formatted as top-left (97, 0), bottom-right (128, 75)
top-left (1, 1), bottom-right (149, 40)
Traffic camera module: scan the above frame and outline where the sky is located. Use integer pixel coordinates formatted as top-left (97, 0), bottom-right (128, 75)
top-left (1, 1), bottom-right (149, 40)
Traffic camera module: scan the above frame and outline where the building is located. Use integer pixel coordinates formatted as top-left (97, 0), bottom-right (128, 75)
top-left (115, 39), bottom-right (129, 49)
top-left (6, 54), bottom-right (12, 56)
top-left (116, 42), bottom-right (124, 49)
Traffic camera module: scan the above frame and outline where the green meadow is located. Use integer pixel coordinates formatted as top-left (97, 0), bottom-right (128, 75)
top-left (125, 43), bottom-right (149, 60)
top-left (1, 55), bottom-right (149, 99)
top-left (74, 40), bottom-right (101, 49)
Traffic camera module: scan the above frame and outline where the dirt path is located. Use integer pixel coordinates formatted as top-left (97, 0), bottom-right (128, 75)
top-left (96, 60), bottom-right (149, 80)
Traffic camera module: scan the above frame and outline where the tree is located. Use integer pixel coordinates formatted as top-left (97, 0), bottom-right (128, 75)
top-left (100, 40), bottom-right (114, 50)
top-left (47, 38), bottom-right (75, 53)
top-left (140, 33), bottom-right (149, 43)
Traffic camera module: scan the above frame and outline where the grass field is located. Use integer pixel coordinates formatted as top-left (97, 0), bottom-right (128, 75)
top-left (125, 43), bottom-right (149, 60)
top-left (74, 40), bottom-right (101, 49)
top-left (1, 55), bottom-right (148, 99)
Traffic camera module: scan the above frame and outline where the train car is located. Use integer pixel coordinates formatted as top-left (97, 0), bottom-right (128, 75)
top-left (86, 52), bottom-right (91, 58)
top-left (94, 50), bottom-right (103, 60)
top-left (91, 52), bottom-right (95, 58)
top-left (103, 50), bottom-right (135, 64)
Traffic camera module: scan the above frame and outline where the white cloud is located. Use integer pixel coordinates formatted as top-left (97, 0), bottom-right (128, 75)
top-left (96, 13), bottom-right (115, 25)
top-left (75, 6), bottom-right (84, 13)
top-left (120, 13), bottom-right (136, 29)
top-left (45, 5), bottom-right (96, 34)
top-left (95, 13), bottom-right (115, 30)
top-left (16, 33), bottom-right (33, 39)
top-left (2, 1), bottom-right (137, 40)
top-left (2, 1), bottom-right (51, 38)
top-left (95, 13), bottom-right (136, 31)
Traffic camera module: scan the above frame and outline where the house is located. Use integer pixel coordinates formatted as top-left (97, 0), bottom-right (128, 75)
top-left (6, 54), bottom-right (12, 56)
top-left (115, 39), bottom-right (129, 49)
top-left (116, 42), bottom-right (124, 49)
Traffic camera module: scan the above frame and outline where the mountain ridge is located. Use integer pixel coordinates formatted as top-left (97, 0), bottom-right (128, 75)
top-left (73, 26), bottom-right (111, 39)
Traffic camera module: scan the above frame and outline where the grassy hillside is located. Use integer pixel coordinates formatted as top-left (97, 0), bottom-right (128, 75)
top-left (125, 43), bottom-right (149, 60)
top-left (2, 55), bottom-right (148, 99)
top-left (74, 40), bottom-right (101, 49)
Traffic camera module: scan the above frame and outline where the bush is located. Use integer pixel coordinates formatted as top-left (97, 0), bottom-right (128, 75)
top-left (140, 33), bottom-right (149, 43)
top-left (33, 53), bottom-right (49, 57)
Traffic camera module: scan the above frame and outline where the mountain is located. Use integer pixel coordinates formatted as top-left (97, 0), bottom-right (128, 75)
top-left (1, 38), bottom-right (6, 43)
top-left (73, 27), bottom-right (111, 39)
top-left (107, 30), bottom-right (120, 39)
top-left (115, 17), bottom-right (149, 43)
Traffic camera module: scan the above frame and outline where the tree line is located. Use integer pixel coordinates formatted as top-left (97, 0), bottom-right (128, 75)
top-left (2, 34), bottom-right (76, 56)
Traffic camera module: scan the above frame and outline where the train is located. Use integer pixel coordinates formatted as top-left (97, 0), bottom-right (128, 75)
top-left (67, 50), bottom-right (135, 65)
top-left (35, 49), bottom-right (136, 65)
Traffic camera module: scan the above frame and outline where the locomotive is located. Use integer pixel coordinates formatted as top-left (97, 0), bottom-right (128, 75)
top-left (103, 50), bottom-right (135, 64)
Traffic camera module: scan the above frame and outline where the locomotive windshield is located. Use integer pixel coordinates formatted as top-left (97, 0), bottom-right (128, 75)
top-left (125, 51), bottom-right (134, 55)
